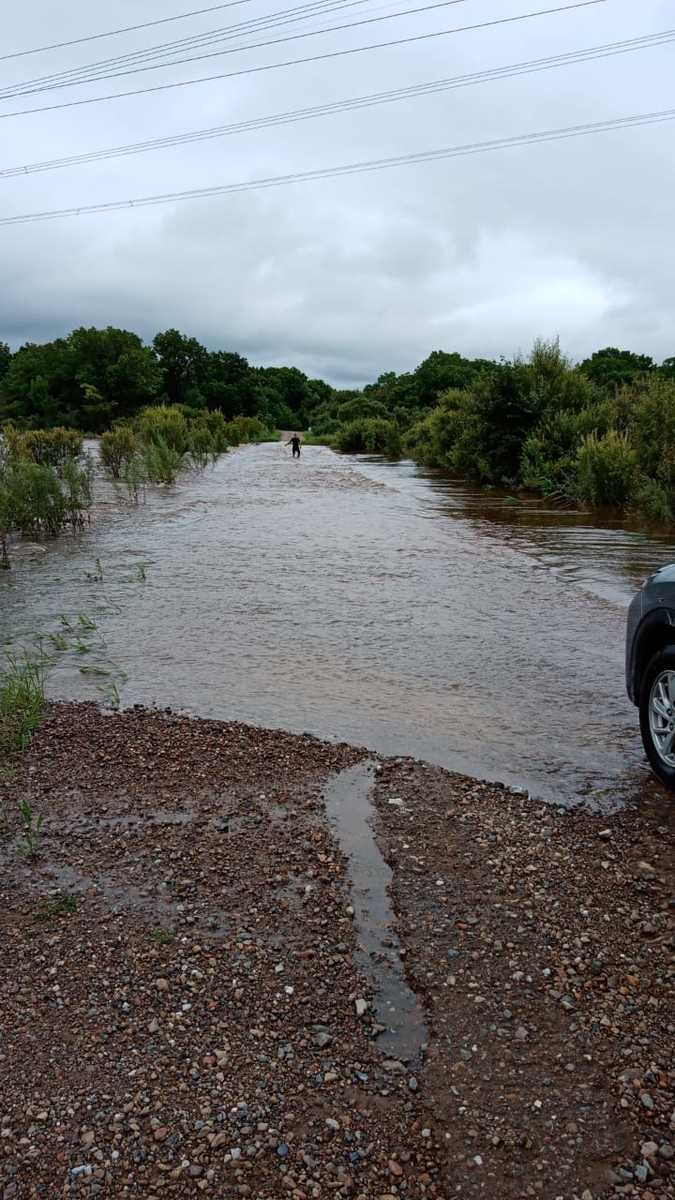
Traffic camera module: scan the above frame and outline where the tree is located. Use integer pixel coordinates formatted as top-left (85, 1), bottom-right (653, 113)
top-left (153, 329), bottom-right (211, 405)
top-left (579, 347), bottom-right (654, 391)
top-left (0, 342), bottom-right (11, 384)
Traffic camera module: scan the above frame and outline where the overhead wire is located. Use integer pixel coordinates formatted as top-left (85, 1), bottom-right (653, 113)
top-left (0, 0), bottom-right (508, 101)
top-left (0, 0), bottom-right (387, 98)
top-left (0, 1), bottom-right (283, 63)
top-left (2, 29), bottom-right (672, 178)
top-left (0, 0), bottom-right (613, 120)
top-left (1, 106), bottom-right (673, 227)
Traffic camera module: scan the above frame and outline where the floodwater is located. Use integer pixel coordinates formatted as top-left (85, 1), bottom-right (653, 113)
top-left (2, 441), bottom-right (675, 809)
top-left (325, 761), bottom-right (427, 1060)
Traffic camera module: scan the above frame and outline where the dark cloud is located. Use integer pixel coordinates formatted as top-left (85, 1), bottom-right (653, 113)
top-left (2, 0), bottom-right (673, 381)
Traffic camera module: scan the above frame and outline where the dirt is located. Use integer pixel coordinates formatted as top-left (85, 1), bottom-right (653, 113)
top-left (0, 703), bottom-right (672, 1200)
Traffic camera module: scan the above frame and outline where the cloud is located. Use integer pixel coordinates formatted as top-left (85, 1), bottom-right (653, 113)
top-left (1, 0), bottom-right (673, 381)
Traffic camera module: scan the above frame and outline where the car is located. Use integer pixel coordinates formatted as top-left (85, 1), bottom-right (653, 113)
top-left (626, 563), bottom-right (675, 791)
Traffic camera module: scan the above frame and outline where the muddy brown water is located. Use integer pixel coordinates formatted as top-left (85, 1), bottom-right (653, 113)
top-left (325, 761), bottom-right (427, 1061)
top-left (2, 441), bottom-right (675, 811)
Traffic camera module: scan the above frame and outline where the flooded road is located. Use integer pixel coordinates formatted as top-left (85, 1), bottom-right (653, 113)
top-left (2, 441), bottom-right (674, 808)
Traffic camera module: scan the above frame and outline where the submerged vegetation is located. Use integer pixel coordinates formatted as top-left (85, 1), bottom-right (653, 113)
top-left (0, 325), bottom-right (674, 524)
top-left (0, 649), bottom-right (47, 755)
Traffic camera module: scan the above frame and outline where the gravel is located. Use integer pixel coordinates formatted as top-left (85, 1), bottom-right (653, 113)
top-left (0, 702), bottom-right (672, 1199)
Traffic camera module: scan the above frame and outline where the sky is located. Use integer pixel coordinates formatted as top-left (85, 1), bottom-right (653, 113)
top-left (1, 0), bottom-right (673, 386)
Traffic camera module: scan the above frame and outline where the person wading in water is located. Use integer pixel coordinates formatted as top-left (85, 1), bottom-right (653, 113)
top-left (287, 434), bottom-right (302, 459)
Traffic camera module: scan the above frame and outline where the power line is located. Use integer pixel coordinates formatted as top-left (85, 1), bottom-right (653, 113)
top-left (2, 29), bottom-right (672, 179)
top-left (0, 0), bottom-right (612, 121)
top-left (1, 0), bottom-right (490, 101)
top-left (1, 105), bottom-right (672, 227)
top-left (0, 0), bottom-right (381, 98)
top-left (0, 1), bottom-right (273, 63)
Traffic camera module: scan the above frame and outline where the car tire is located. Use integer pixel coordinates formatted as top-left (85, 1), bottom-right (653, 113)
top-left (639, 645), bottom-right (675, 792)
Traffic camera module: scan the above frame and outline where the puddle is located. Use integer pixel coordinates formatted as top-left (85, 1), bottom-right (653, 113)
top-left (324, 761), bottom-right (427, 1061)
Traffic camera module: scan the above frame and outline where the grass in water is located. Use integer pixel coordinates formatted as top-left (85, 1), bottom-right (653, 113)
top-left (0, 649), bottom-right (47, 753)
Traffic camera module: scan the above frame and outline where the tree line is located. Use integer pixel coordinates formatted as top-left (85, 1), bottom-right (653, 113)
top-left (1, 327), bottom-right (674, 522)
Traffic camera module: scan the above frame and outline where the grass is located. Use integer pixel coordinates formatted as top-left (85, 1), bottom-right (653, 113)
top-left (35, 893), bottom-right (77, 921)
top-left (0, 649), bottom-right (47, 754)
top-left (150, 927), bottom-right (175, 944)
top-left (18, 798), bottom-right (43, 858)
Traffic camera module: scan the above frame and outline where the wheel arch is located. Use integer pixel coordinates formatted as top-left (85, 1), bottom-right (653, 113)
top-left (631, 610), bottom-right (675, 704)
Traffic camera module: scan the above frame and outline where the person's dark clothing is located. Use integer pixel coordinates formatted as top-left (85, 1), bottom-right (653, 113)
top-left (289, 436), bottom-right (301, 457)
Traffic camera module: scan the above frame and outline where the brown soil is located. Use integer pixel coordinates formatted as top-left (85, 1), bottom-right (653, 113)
top-left (0, 704), bottom-right (672, 1200)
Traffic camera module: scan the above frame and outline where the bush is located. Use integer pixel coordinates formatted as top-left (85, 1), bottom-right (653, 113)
top-left (142, 437), bottom-right (185, 484)
top-left (334, 418), bottom-right (401, 456)
top-left (100, 425), bottom-right (137, 479)
top-left (572, 430), bottom-right (637, 508)
top-left (138, 405), bottom-right (191, 455)
top-left (1, 426), bottom-right (83, 472)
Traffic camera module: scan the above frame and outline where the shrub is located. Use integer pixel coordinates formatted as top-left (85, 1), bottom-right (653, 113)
top-left (142, 437), bottom-right (185, 484)
top-left (572, 430), bottom-right (637, 508)
top-left (334, 418), bottom-right (401, 456)
top-left (100, 425), bottom-right (137, 478)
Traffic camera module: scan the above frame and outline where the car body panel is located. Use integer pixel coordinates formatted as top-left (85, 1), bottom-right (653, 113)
top-left (625, 565), bottom-right (675, 704)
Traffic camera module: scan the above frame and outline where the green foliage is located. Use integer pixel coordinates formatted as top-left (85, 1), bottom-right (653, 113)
top-left (579, 346), bottom-right (654, 391)
top-left (142, 436), bottom-right (185, 485)
top-left (18, 798), bottom-right (43, 859)
top-left (572, 431), bottom-right (637, 508)
top-left (100, 425), bottom-right (138, 479)
top-left (0, 649), bottom-right (47, 754)
top-left (334, 418), bottom-right (401, 456)
top-left (36, 893), bottom-right (77, 920)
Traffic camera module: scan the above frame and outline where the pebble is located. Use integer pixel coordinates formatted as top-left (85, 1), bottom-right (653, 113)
top-left (355, 998), bottom-right (368, 1018)
top-left (640, 1091), bottom-right (655, 1110)
top-left (636, 861), bottom-right (657, 880)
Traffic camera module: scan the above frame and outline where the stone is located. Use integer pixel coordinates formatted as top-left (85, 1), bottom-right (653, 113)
top-left (597, 829), bottom-right (611, 840)
top-left (635, 1165), bottom-right (649, 1184)
top-left (659, 1143), bottom-right (674, 1160)
top-left (81, 1131), bottom-right (95, 1148)
top-left (382, 1060), bottom-right (406, 1075)
top-left (515, 1026), bottom-right (528, 1041)
top-left (153, 1127), bottom-right (169, 1142)
top-left (355, 998), bottom-right (368, 1018)
top-left (640, 1092), bottom-right (654, 1110)
top-left (155, 978), bottom-right (169, 992)
top-left (408, 1077), bottom-right (418, 1092)
top-left (326, 1119), bottom-right (340, 1132)
top-left (388, 1159), bottom-right (403, 1176)
top-left (636, 861), bottom-right (657, 880)
top-left (641, 1141), bottom-right (658, 1159)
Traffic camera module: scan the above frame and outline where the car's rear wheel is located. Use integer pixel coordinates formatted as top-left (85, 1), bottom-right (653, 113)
top-left (639, 646), bottom-right (675, 791)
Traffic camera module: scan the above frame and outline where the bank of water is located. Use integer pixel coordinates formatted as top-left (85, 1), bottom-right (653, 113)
top-left (1, 441), bottom-right (674, 808)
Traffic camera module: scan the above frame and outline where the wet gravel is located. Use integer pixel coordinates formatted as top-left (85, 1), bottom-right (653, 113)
top-left (0, 703), bottom-right (673, 1200)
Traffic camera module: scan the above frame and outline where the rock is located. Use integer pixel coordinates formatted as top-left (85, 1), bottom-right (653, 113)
top-left (421, 1128), bottom-right (431, 1139)
top-left (635, 1165), bottom-right (649, 1184)
top-left (581, 1190), bottom-right (593, 1200)
top-left (148, 1019), bottom-right (160, 1034)
top-left (313, 1031), bottom-right (332, 1049)
top-left (597, 829), bottom-right (612, 840)
top-left (560, 995), bottom-right (576, 1011)
top-left (277, 1143), bottom-right (289, 1158)
top-left (155, 978), bottom-right (169, 992)
top-left (388, 1159), bottom-right (403, 1176)
top-left (515, 1026), bottom-right (528, 1041)
top-left (641, 1141), bottom-right (658, 1159)
top-left (636, 861), bottom-right (657, 880)
top-left (153, 1126), bottom-right (169, 1142)
top-left (325, 1119), bottom-right (340, 1132)
top-left (408, 1076), bottom-right (418, 1092)
top-left (81, 1130), bottom-right (95, 1147)
top-left (640, 1091), bottom-right (655, 1110)
top-left (382, 1060), bottom-right (406, 1075)
top-left (355, 998), bottom-right (368, 1018)
top-left (659, 1143), bottom-right (674, 1160)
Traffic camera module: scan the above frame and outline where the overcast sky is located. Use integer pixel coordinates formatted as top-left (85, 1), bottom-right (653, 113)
top-left (1, 0), bottom-right (673, 384)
